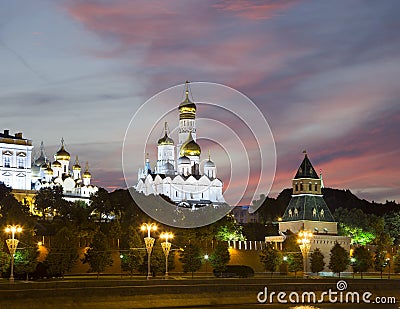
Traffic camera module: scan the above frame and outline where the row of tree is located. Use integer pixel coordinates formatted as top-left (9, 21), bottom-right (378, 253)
top-left (259, 235), bottom-right (400, 278)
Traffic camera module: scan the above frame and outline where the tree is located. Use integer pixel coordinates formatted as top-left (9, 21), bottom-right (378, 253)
top-left (394, 253), bottom-right (400, 274)
top-left (310, 248), bottom-right (325, 275)
top-left (82, 230), bottom-right (113, 278)
top-left (90, 188), bottom-right (113, 222)
top-left (287, 252), bottom-right (303, 278)
top-left (352, 246), bottom-right (373, 279)
top-left (35, 186), bottom-right (65, 220)
top-left (0, 183), bottom-right (31, 225)
top-left (13, 231), bottom-right (39, 281)
top-left (46, 227), bottom-right (79, 278)
top-left (179, 241), bottom-right (202, 278)
top-left (384, 211), bottom-right (400, 245)
top-left (0, 237), bottom-right (10, 274)
top-left (215, 214), bottom-right (246, 241)
top-left (209, 242), bottom-right (230, 275)
top-left (139, 243), bottom-right (175, 277)
top-left (120, 226), bottom-right (145, 276)
top-left (260, 243), bottom-right (281, 277)
top-left (328, 242), bottom-right (349, 278)
top-left (374, 248), bottom-right (387, 279)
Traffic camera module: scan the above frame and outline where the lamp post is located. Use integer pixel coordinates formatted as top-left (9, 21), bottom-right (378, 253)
top-left (5, 225), bottom-right (22, 283)
top-left (204, 254), bottom-right (209, 274)
top-left (297, 230), bottom-right (312, 278)
top-left (160, 232), bottom-right (173, 279)
top-left (350, 257), bottom-right (356, 279)
top-left (386, 258), bottom-right (391, 279)
top-left (141, 223), bottom-right (157, 280)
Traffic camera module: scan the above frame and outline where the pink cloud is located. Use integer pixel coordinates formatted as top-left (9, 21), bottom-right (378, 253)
top-left (213, 0), bottom-right (299, 20)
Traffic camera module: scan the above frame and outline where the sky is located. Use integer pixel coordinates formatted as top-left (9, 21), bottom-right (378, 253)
top-left (1, 0), bottom-right (399, 204)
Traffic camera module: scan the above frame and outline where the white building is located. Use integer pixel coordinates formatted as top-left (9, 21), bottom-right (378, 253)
top-left (31, 138), bottom-right (98, 203)
top-left (136, 82), bottom-right (225, 207)
top-left (0, 130), bottom-right (33, 190)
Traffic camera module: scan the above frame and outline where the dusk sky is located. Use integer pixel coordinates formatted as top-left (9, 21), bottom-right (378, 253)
top-left (1, 0), bottom-right (399, 204)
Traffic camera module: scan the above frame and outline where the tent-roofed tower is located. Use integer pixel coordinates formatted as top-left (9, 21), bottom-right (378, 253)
top-left (279, 151), bottom-right (337, 234)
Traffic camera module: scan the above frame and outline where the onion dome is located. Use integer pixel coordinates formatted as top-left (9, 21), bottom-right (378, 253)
top-left (204, 151), bottom-right (215, 167)
top-left (204, 159), bottom-right (215, 168)
top-left (34, 141), bottom-right (46, 166)
top-left (163, 162), bottom-right (175, 173)
top-left (158, 122), bottom-right (174, 145)
top-left (158, 133), bottom-right (174, 145)
top-left (52, 160), bottom-right (61, 168)
top-left (179, 81), bottom-right (196, 120)
top-left (44, 163), bottom-right (53, 175)
top-left (73, 156), bottom-right (81, 170)
top-left (40, 162), bottom-right (48, 170)
top-left (83, 161), bottom-right (92, 178)
top-left (179, 131), bottom-right (201, 157)
top-left (55, 138), bottom-right (70, 161)
top-left (178, 156), bottom-right (190, 165)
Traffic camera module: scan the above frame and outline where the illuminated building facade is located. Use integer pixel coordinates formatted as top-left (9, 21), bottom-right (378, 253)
top-left (136, 82), bottom-right (225, 207)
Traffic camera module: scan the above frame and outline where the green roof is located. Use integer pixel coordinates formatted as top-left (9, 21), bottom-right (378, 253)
top-left (282, 195), bottom-right (335, 222)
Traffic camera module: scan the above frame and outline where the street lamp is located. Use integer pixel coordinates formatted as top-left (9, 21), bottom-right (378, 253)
top-left (160, 232), bottom-right (174, 279)
top-left (141, 223), bottom-right (157, 280)
top-left (386, 258), bottom-right (391, 279)
top-left (350, 257), bottom-right (356, 279)
top-left (297, 230), bottom-right (312, 278)
top-left (204, 254), bottom-right (209, 274)
top-left (4, 225), bottom-right (23, 283)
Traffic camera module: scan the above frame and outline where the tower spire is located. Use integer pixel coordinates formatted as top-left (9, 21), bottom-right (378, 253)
top-left (320, 169), bottom-right (324, 188)
top-left (185, 80), bottom-right (190, 100)
top-left (40, 141), bottom-right (45, 156)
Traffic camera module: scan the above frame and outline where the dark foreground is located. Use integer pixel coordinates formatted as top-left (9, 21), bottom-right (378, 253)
top-left (0, 277), bottom-right (399, 308)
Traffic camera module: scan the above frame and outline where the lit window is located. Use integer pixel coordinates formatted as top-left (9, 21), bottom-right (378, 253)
top-left (3, 156), bottom-right (11, 168)
top-left (17, 157), bottom-right (25, 169)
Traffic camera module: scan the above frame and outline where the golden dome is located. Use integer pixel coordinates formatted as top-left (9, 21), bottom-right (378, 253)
top-left (83, 161), bottom-right (92, 178)
top-left (73, 156), bottom-right (81, 170)
top-left (55, 138), bottom-right (70, 161)
top-left (158, 133), bottom-right (174, 146)
top-left (52, 160), bottom-right (61, 168)
top-left (44, 164), bottom-right (53, 175)
top-left (179, 81), bottom-right (196, 120)
top-left (83, 171), bottom-right (91, 178)
top-left (179, 132), bottom-right (201, 157)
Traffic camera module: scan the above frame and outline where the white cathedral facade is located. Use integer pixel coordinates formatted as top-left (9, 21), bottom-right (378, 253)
top-left (0, 129), bottom-right (97, 204)
top-left (31, 139), bottom-right (98, 202)
top-left (135, 82), bottom-right (225, 206)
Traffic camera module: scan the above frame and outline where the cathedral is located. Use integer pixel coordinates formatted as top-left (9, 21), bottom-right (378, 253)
top-left (31, 138), bottom-right (98, 203)
top-left (135, 82), bottom-right (225, 207)
top-left (0, 129), bottom-right (98, 205)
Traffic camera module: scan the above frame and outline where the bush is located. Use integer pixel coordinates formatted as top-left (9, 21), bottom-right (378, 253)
top-left (213, 265), bottom-right (254, 278)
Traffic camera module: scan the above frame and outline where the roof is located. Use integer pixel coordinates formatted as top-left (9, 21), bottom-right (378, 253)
top-left (281, 195), bottom-right (335, 222)
top-left (294, 152), bottom-right (319, 179)
top-left (0, 130), bottom-right (32, 146)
